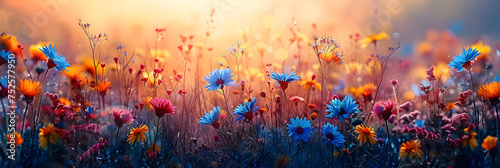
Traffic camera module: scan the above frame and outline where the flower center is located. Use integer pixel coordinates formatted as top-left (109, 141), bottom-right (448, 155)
top-left (326, 133), bottom-right (335, 141)
top-left (47, 59), bottom-right (57, 69)
top-left (216, 79), bottom-right (225, 86)
top-left (244, 111), bottom-right (254, 121)
top-left (462, 61), bottom-right (472, 70)
top-left (296, 127), bottom-right (304, 134)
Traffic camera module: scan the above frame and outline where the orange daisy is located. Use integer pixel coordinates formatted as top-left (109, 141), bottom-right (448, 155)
top-left (95, 81), bottom-right (111, 96)
top-left (29, 42), bottom-right (53, 61)
top-left (478, 81), bottom-right (500, 100)
top-left (7, 132), bottom-right (23, 146)
top-left (400, 140), bottom-right (424, 159)
top-left (358, 83), bottom-right (376, 102)
top-left (17, 79), bottom-right (42, 98)
top-left (127, 124), bottom-right (149, 145)
top-left (355, 124), bottom-right (377, 145)
top-left (482, 136), bottom-right (498, 151)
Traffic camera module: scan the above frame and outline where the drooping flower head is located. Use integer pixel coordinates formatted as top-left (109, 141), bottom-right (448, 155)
top-left (326, 96), bottom-right (358, 122)
top-left (372, 99), bottom-right (398, 121)
top-left (462, 127), bottom-right (477, 150)
top-left (39, 123), bottom-right (61, 150)
top-left (96, 81), bottom-right (111, 96)
top-left (199, 106), bottom-right (221, 129)
top-left (149, 97), bottom-right (176, 118)
top-left (17, 79), bottom-right (42, 99)
top-left (287, 117), bottom-right (313, 142)
top-left (448, 47), bottom-right (480, 72)
top-left (355, 124), bottom-right (377, 145)
top-left (233, 98), bottom-right (260, 122)
top-left (478, 81), bottom-right (500, 102)
top-left (400, 140), bottom-right (424, 160)
top-left (204, 68), bottom-right (234, 92)
top-left (321, 123), bottom-right (345, 147)
top-left (40, 44), bottom-right (71, 72)
top-left (269, 71), bottom-right (301, 90)
top-left (110, 108), bottom-right (134, 128)
top-left (127, 124), bottom-right (149, 145)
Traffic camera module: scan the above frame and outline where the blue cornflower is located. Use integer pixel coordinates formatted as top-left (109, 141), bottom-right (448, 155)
top-left (233, 98), bottom-right (260, 122)
top-left (415, 119), bottom-right (425, 128)
top-left (0, 76), bottom-right (7, 98)
top-left (448, 47), bottom-right (481, 72)
top-left (1, 50), bottom-right (13, 62)
top-left (269, 71), bottom-right (301, 90)
top-left (321, 123), bottom-right (345, 147)
top-left (326, 96), bottom-right (358, 122)
top-left (204, 68), bottom-right (234, 92)
top-left (40, 44), bottom-right (70, 72)
top-left (86, 106), bottom-right (94, 114)
top-left (287, 117), bottom-right (313, 142)
top-left (199, 106), bottom-right (221, 129)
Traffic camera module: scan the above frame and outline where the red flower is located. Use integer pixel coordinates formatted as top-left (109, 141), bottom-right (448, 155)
top-left (149, 97), bottom-right (176, 118)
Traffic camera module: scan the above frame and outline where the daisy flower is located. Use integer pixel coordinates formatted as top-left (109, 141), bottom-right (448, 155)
top-left (321, 123), bottom-right (345, 147)
top-left (326, 96), bottom-right (358, 122)
top-left (17, 79), bottom-right (42, 99)
top-left (357, 83), bottom-right (376, 101)
top-left (6, 132), bottom-right (23, 146)
top-left (478, 81), bottom-right (500, 101)
top-left (448, 47), bottom-right (481, 72)
top-left (110, 108), bottom-right (134, 128)
top-left (39, 123), bottom-right (61, 150)
top-left (372, 99), bottom-right (398, 121)
top-left (400, 140), bottom-right (424, 160)
top-left (287, 117), bottom-right (313, 142)
top-left (40, 44), bottom-right (71, 72)
top-left (127, 124), bottom-right (149, 145)
top-left (204, 68), bottom-right (234, 92)
top-left (481, 136), bottom-right (497, 151)
top-left (269, 71), bottom-right (301, 90)
top-left (355, 124), bottom-right (377, 145)
top-left (462, 127), bottom-right (477, 150)
top-left (360, 32), bottom-right (389, 48)
top-left (29, 42), bottom-right (53, 61)
top-left (0, 50), bottom-right (13, 66)
top-left (199, 106), bottom-right (221, 129)
top-left (149, 97), bottom-right (176, 118)
top-left (233, 97), bottom-right (260, 122)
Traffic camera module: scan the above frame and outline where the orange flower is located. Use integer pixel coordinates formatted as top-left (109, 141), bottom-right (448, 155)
top-left (95, 81), bottom-right (111, 96)
top-left (400, 140), bottom-right (424, 159)
top-left (478, 81), bottom-right (500, 100)
top-left (0, 33), bottom-right (20, 55)
top-left (128, 124), bottom-right (149, 145)
top-left (470, 41), bottom-right (491, 60)
top-left (39, 124), bottom-right (61, 150)
top-left (462, 127), bottom-right (478, 149)
top-left (355, 124), bottom-right (377, 145)
top-left (17, 79), bottom-right (42, 98)
top-left (360, 32), bottom-right (389, 48)
top-left (482, 136), bottom-right (497, 151)
top-left (29, 42), bottom-right (53, 61)
top-left (62, 66), bottom-right (87, 85)
top-left (310, 112), bottom-right (318, 120)
top-left (299, 79), bottom-right (322, 91)
top-left (82, 58), bottom-right (105, 76)
top-left (358, 83), bottom-right (376, 101)
top-left (7, 132), bottom-right (23, 146)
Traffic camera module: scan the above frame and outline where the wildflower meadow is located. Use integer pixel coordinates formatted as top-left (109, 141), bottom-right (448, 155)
top-left (1, 0), bottom-right (500, 167)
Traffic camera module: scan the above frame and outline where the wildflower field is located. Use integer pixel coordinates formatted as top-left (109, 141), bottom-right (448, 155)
top-left (1, 0), bottom-right (500, 167)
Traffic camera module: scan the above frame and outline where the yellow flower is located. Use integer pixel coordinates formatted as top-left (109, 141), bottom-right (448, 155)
top-left (62, 66), bottom-right (87, 85)
top-left (355, 124), bottom-right (377, 145)
top-left (82, 58), bottom-right (105, 76)
top-left (7, 132), bottom-right (23, 146)
top-left (416, 41), bottom-right (432, 56)
top-left (478, 81), bottom-right (500, 100)
top-left (433, 62), bottom-right (451, 82)
top-left (142, 71), bottom-right (162, 88)
top-left (299, 79), bottom-right (321, 91)
top-left (403, 91), bottom-right (415, 102)
top-left (244, 67), bottom-right (265, 81)
top-left (144, 96), bottom-right (153, 109)
top-left (39, 124), bottom-right (61, 150)
top-left (470, 41), bottom-right (491, 60)
top-left (358, 83), bottom-right (376, 101)
top-left (360, 32), bottom-right (389, 48)
top-left (462, 127), bottom-right (477, 149)
top-left (59, 98), bottom-right (71, 106)
top-left (482, 136), bottom-right (498, 151)
top-left (128, 124), bottom-right (149, 145)
top-left (17, 79), bottom-right (42, 98)
top-left (400, 140), bottom-right (424, 159)
top-left (29, 42), bottom-right (53, 61)
top-left (147, 143), bottom-right (161, 155)
top-left (345, 62), bottom-right (363, 75)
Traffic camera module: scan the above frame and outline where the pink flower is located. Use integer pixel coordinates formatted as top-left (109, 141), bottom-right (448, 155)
top-left (149, 97), bottom-right (176, 118)
top-left (289, 96), bottom-right (306, 106)
top-left (110, 108), bottom-right (134, 128)
top-left (390, 79), bottom-right (398, 86)
top-left (372, 99), bottom-right (398, 121)
top-left (426, 66), bottom-right (436, 81)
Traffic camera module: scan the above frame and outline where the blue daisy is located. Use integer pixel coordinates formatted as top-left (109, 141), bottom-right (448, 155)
top-left (269, 71), bottom-right (301, 90)
top-left (415, 119), bottom-right (425, 128)
top-left (287, 117), bottom-right (313, 142)
top-left (326, 96), bottom-right (358, 122)
top-left (448, 47), bottom-right (480, 72)
top-left (321, 123), bottom-right (345, 147)
top-left (204, 68), bottom-right (234, 92)
top-left (40, 44), bottom-right (71, 72)
top-left (199, 106), bottom-right (221, 129)
top-left (233, 98), bottom-right (260, 122)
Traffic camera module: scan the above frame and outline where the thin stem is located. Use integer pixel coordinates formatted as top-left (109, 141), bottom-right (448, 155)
top-left (495, 105), bottom-right (500, 141)
top-left (469, 70), bottom-right (478, 124)
top-left (21, 99), bottom-right (29, 136)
